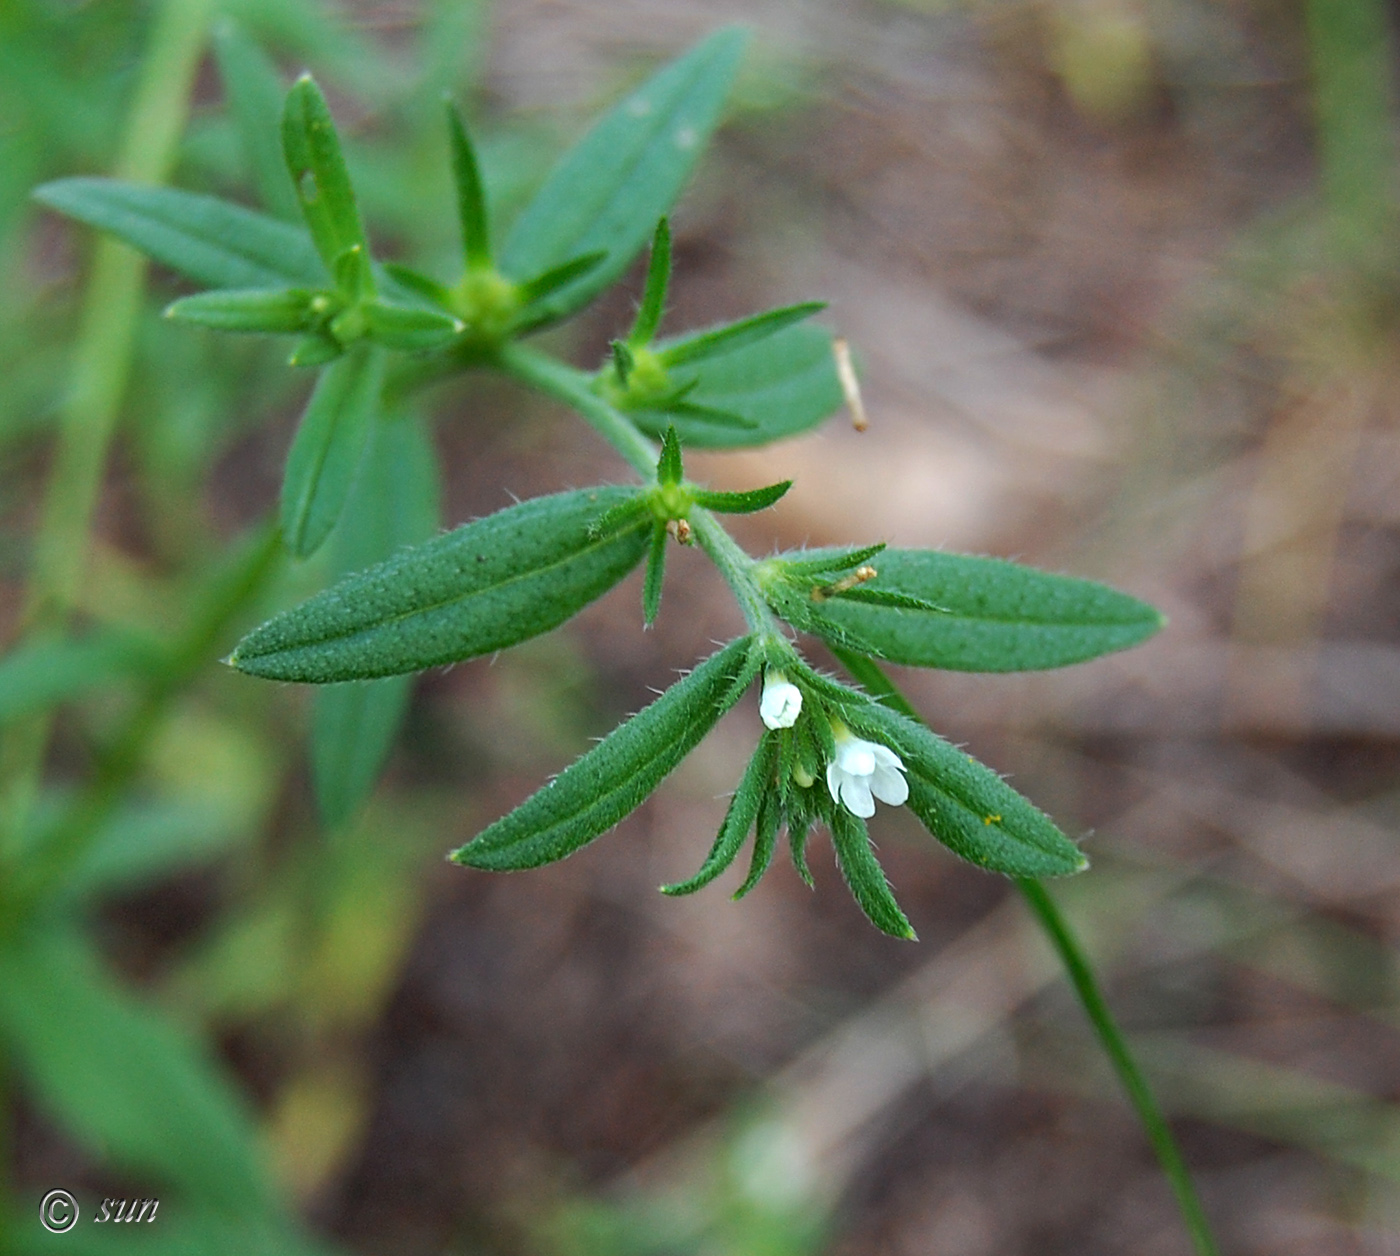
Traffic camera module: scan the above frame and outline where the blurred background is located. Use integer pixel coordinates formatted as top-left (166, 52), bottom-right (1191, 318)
top-left (4, 0), bottom-right (1400, 1252)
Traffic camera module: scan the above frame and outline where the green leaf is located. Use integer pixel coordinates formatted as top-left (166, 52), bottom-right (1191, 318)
top-left (767, 543), bottom-right (886, 579)
top-left (642, 522), bottom-right (667, 626)
top-left (213, 21), bottom-right (299, 220)
top-left (288, 332), bottom-right (342, 367)
top-left (657, 423), bottom-right (684, 485)
top-left (452, 637), bottom-right (757, 871)
top-left (657, 302), bottom-right (825, 367)
top-left (805, 550), bottom-right (1165, 671)
top-left (0, 632), bottom-right (161, 725)
top-left (628, 217), bottom-right (671, 346)
top-left (829, 806), bottom-right (916, 940)
top-left (446, 99), bottom-right (491, 268)
top-left (631, 321), bottom-right (843, 448)
top-left (62, 800), bottom-right (254, 902)
top-left (586, 490), bottom-right (651, 540)
top-left (610, 338), bottom-right (636, 386)
top-left (361, 300), bottom-right (463, 351)
top-left (499, 28), bottom-right (747, 322)
top-left (164, 286), bottom-right (318, 334)
top-left (839, 699), bottom-right (1088, 878)
top-left (312, 412), bottom-right (441, 829)
top-left (280, 346), bottom-right (384, 559)
top-left (382, 262), bottom-right (453, 308)
top-left (691, 480), bottom-right (791, 514)
top-left (34, 178), bottom-right (324, 288)
top-left (0, 928), bottom-right (270, 1210)
top-left (514, 250), bottom-right (607, 314)
top-left (282, 74), bottom-right (367, 280)
top-left (734, 790), bottom-right (780, 899)
top-left (662, 731), bottom-right (775, 895)
top-left (233, 486), bottom-right (653, 682)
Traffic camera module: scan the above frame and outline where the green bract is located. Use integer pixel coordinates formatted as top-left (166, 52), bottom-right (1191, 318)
top-left (230, 487), bottom-right (651, 681)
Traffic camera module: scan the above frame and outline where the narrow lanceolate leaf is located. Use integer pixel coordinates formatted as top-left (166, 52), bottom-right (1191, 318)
top-left (213, 21), bottom-right (299, 221)
top-left (514, 251), bottom-right (608, 317)
top-left (447, 100), bottom-right (491, 268)
top-left (839, 700), bottom-right (1087, 878)
top-left (691, 480), bottom-right (791, 514)
top-left (280, 347), bottom-right (384, 559)
top-left (643, 522), bottom-right (667, 626)
top-left (289, 332), bottom-right (342, 368)
top-left (657, 302), bottom-right (826, 368)
top-left (734, 791), bottom-right (780, 899)
top-left (232, 487), bottom-right (653, 682)
top-left (383, 262), bottom-right (453, 308)
top-left (452, 637), bottom-right (757, 871)
top-left (829, 807), bottom-right (916, 940)
top-left (662, 731), bottom-right (776, 895)
top-left (165, 287), bottom-right (318, 334)
top-left (361, 300), bottom-right (463, 351)
top-left (282, 74), bottom-right (367, 278)
top-left (806, 550), bottom-right (1165, 672)
top-left (628, 217), bottom-right (672, 346)
top-left (500, 28), bottom-right (747, 323)
top-left (0, 632), bottom-right (161, 725)
top-left (313, 412), bottom-right (441, 829)
top-left (631, 322), bottom-right (844, 448)
top-left (769, 543), bottom-right (887, 579)
top-left (33, 178), bottom-right (324, 288)
top-left (0, 928), bottom-right (270, 1212)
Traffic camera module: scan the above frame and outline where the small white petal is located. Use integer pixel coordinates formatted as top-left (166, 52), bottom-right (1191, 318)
top-left (870, 764), bottom-right (909, 807)
top-left (759, 679), bottom-right (803, 730)
top-left (871, 743), bottom-right (905, 772)
top-left (838, 741), bottom-right (876, 777)
top-left (839, 776), bottom-right (875, 818)
top-left (826, 761), bottom-right (843, 806)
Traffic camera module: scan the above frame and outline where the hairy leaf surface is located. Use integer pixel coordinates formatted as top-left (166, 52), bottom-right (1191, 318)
top-left (808, 550), bottom-right (1164, 671)
top-left (839, 700), bottom-right (1087, 878)
top-left (233, 487), bottom-right (652, 681)
top-left (453, 637), bottom-right (757, 871)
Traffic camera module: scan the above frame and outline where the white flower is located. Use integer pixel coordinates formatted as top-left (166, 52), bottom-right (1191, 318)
top-left (759, 672), bottom-right (803, 729)
top-left (826, 727), bottom-right (908, 818)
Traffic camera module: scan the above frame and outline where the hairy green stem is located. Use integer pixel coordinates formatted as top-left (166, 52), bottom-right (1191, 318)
top-left (495, 342), bottom-right (658, 477)
top-left (0, 0), bottom-right (215, 858)
top-left (830, 645), bottom-right (1221, 1256)
top-left (496, 342), bottom-right (782, 635)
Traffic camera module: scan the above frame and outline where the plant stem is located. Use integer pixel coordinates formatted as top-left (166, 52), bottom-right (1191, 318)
top-left (495, 342), bottom-right (658, 478)
top-left (830, 645), bottom-right (1222, 1256)
top-left (495, 342), bottom-right (782, 635)
top-left (0, 0), bottom-right (215, 858)
top-left (1017, 879), bottom-right (1222, 1256)
top-left (6, 523), bottom-right (282, 920)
